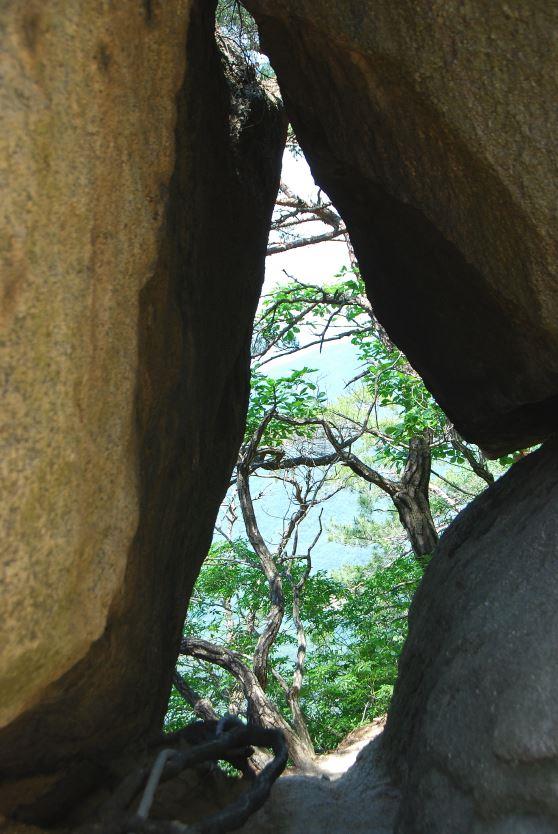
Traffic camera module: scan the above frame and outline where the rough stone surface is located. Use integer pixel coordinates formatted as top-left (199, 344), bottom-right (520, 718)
top-left (383, 437), bottom-right (558, 833)
top-left (240, 735), bottom-right (399, 834)
top-left (0, 739), bottom-right (247, 831)
top-left (1, 0), bottom-right (191, 744)
top-left (0, 0), bottom-right (284, 774)
top-left (244, 0), bottom-right (558, 454)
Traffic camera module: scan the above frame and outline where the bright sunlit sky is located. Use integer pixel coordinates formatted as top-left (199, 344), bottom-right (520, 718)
top-left (263, 151), bottom-right (352, 294)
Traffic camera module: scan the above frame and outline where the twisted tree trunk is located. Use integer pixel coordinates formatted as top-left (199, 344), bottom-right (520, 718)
top-left (237, 461), bottom-right (285, 690)
top-left (319, 421), bottom-right (438, 564)
top-left (180, 637), bottom-right (316, 770)
top-left (392, 431), bottom-right (438, 564)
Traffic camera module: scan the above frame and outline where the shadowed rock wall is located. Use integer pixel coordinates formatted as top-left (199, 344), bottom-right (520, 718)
top-left (0, 0), bottom-right (284, 774)
top-left (383, 438), bottom-right (558, 833)
top-left (239, 3), bottom-right (558, 829)
top-left (243, 0), bottom-right (558, 455)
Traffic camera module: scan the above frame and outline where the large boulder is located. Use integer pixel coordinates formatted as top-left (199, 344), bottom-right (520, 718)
top-left (240, 4), bottom-right (558, 829)
top-left (0, 0), bottom-right (284, 774)
top-left (239, 735), bottom-right (399, 834)
top-left (383, 438), bottom-right (558, 833)
top-left (0, 0), bottom-right (191, 758)
top-left (243, 0), bottom-right (558, 455)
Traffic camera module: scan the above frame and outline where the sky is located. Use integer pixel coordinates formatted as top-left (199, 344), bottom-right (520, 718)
top-left (263, 150), bottom-right (352, 294)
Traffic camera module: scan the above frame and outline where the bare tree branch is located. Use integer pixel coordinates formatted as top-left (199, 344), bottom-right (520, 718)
top-left (449, 426), bottom-right (495, 485)
top-left (267, 228), bottom-right (347, 255)
top-left (255, 325), bottom-right (373, 367)
top-left (180, 637), bottom-right (315, 770)
top-left (172, 671), bottom-right (218, 723)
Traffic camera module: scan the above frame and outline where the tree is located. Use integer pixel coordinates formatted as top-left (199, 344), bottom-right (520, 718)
top-left (267, 182), bottom-right (351, 256)
top-left (168, 516), bottom-right (423, 755)
top-left (250, 270), bottom-right (509, 557)
top-left (257, 414), bottom-right (438, 565)
top-left (216, 0), bottom-right (261, 56)
top-left (167, 135), bottom-right (516, 760)
top-left (215, 0), bottom-right (275, 83)
top-left (174, 375), bottom-right (344, 768)
top-left (169, 346), bottom-right (501, 764)
top-left (302, 552), bottom-right (423, 750)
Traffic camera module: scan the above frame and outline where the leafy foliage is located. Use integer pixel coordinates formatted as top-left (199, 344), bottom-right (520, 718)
top-left (354, 338), bottom-right (449, 467)
top-left (168, 537), bottom-right (421, 753)
top-left (255, 271), bottom-right (516, 471)
top-left (246, 368), bottom-right (326, 444)
top-left (253, 272), bottom-right (369, 360)
top-left (216, 0), bottom-right (260, 52)
top-left (168, 256), bottom-right (516, 754)
top-left (302, 555), bottom-right (422, 749)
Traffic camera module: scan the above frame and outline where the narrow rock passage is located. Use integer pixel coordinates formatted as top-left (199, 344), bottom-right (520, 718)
top-left (240, 723), bottom-right (399, 834)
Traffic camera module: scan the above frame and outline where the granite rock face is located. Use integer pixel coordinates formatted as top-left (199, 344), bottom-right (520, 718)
top-left (2, 8), bottom-right (558, 834)
top-left (383, 438), bottom-right (558, 833)
top-left (0, 0), bottom-right (284, 773)
top-left (238, 4), bottom-right (558, 829)
top-left (0, 0), bottom-right (191, 750)
top-left (239, 736), bottom-right (398, 834)
top-left (244, 0), bottom-right (558, 454)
